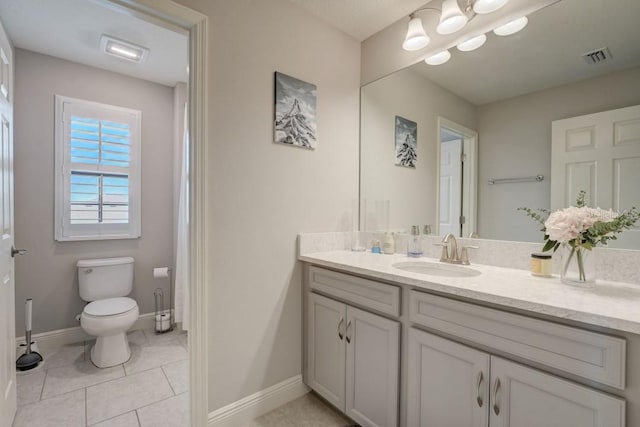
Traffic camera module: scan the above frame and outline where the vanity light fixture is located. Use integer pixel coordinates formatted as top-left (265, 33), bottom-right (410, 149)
top-left (100, 35), bottom-right (149, 63)
top-left (425, 50), bottom-right (452, 65)
top-left (457, 33), bottom-right (487, 51)
top-left (402, 14), bottom-right (431, 51)
top-left (402, 0), bottom-right (514, 52)
top-left (493, 16), bottom-right (528, 36)
top-left (437, 0), bottom-right (469, 35)
top-left (473, 0), bottom-right (510, 14)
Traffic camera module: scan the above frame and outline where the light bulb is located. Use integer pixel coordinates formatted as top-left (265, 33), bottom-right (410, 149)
top-left (437, 0), bottom-right (468, 35)
top-left (457, 34), bottom-right (487, 52)
top-left (425, 50), bottom-right (451, 66)
top-left (402, 16), bottom-right (430, 51)
top-left (494, 16), bottom-right (528, 36)
top-left (473, 0), bottom-right (509, 14)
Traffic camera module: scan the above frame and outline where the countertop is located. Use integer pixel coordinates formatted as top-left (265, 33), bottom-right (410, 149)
top-left (299, 250), bottom-right (640, 335)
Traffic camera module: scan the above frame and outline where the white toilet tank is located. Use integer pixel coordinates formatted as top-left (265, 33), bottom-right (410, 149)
top-left (77, 257), bottom-right (135, 302)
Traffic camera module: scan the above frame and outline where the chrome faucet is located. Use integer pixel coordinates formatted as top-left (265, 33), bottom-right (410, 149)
top-left (436, 233), bottom-right (477, 265)
top-left (441, 233), bottom-right (459, 263)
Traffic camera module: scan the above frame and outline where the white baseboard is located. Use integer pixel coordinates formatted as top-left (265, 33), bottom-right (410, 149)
top-left (208, 375), bottom-right (309, 427)
top-left (15, 311), bottom-right (161, 350)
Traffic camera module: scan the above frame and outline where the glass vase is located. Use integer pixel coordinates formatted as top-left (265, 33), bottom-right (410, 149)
top-left (561, 243), bottom-right (595, 286)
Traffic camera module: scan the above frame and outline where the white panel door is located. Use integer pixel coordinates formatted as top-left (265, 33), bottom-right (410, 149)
top-left (345, 305), bottom-right (399, 427)
top-left (407, 328), bottom-right (490, 427)
top-left (0, 20), bottom-right (15, 427)
top-left (552, 105), bottom-right (640, 248)
top-left (440, 139), bottom-right (462, 236)
top-left (307, 293), bottom-right (346, 411)
top-left (490, 357), bottom-right (625, 427)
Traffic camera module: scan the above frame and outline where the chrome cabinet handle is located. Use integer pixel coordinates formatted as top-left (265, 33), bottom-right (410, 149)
top-left (345, 320), bottom-right (352, 343)
top-left (476, 371), bottom-right (484, 407)
top-left (11, 246), bottom-right (27, 257)
top-left (492, 378), bottom-right (501, 416)
top-left (337, 317), bottom-right (344, 340)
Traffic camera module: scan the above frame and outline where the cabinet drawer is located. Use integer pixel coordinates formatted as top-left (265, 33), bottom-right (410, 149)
top-left (409, 290), bottom-right (626, 390)
top-left (308, 266), bottom-right (400, 317)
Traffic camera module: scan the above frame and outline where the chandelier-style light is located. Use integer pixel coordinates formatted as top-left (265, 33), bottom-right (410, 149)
top-left (400, 0), bottom-right (533, 66)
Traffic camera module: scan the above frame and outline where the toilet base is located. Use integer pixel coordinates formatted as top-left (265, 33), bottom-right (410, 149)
top-left (91, 333), bottom-right (131, 368)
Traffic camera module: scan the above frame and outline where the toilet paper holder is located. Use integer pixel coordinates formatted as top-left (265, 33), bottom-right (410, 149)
top-left (153, 267), bottom-right (173, 334)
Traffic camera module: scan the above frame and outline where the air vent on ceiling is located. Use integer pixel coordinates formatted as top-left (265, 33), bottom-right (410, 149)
top-left (582, 47), bottom-right (612, 65)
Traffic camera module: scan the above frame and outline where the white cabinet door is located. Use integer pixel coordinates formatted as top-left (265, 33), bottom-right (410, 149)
top-left (345, 305), bottom-right (399, 427)
top-left (307, 293), bottom-right (346, 411)
top-left (407, 328), bottom-right (489, 427)
top-left (490, 357), bottom-right (625, 427)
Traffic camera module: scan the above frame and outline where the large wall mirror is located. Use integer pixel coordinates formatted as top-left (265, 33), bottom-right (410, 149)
top-left (360, 0), bottom-right (640, 249)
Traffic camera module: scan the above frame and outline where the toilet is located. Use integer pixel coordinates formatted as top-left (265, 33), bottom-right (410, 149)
top-left (78, 257), bottom-right (139, 368)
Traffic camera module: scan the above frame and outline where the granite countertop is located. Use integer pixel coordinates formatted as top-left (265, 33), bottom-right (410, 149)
top-left (299, 250), bottom-right (640, 335)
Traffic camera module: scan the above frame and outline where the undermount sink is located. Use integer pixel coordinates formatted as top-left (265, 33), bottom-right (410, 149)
top-left (392, 261), bottom-right (482, 278)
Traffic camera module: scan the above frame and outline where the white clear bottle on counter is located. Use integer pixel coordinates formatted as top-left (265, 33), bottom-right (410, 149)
top-left (382, 232), bottom-right (395, 254)
top-left (407, 225), bottom-right (423, 257)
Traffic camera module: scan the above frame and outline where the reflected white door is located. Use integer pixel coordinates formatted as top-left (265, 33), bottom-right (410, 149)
top-left (551, 105), bottom-right (640, 249)
top-left (0, 20), bottom-right (16, 427)
top-left (440, 139), bottom-right (462, 236)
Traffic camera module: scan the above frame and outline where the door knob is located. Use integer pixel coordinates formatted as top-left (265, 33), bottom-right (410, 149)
top-left (11, 246), bottom-right (27, 257)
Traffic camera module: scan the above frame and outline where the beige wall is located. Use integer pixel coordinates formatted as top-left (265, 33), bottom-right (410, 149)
top-left (477, 66), bottom-right (640, 242)
top-left (174, 0), bottom-right (361, 412)
top-left (13, 49), bottom-right (175, 334)
top-left (361, 68), bottom-right (476, 230)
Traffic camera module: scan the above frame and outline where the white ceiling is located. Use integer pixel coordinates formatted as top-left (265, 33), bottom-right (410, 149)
top-left (0, 0), bottom-right (188, 87)
top-left (408, 0), bottom-right (640, 105)
top-left (289, 0), bottom-right (429, 41)
top-left (2, 0), bottom-right (637, 104)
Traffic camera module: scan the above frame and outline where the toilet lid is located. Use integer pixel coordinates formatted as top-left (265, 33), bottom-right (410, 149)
top-left (84, 297), bottom-right (137, 316)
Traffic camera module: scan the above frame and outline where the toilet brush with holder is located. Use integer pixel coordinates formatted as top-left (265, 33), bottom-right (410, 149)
top-left (153, 267), bottom-right (173, 334)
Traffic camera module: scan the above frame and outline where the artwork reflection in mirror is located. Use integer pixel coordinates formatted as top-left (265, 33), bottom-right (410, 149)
top-left (395, 116), bottom-right (417, 168)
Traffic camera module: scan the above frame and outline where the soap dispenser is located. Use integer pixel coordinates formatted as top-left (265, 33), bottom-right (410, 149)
top-left (407, 225), bottom-right (423, 257)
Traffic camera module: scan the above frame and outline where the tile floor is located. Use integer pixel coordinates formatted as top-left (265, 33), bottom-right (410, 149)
top-left (13, 328), bottom-right (188, 427)
top-left (244, 392), bottom-right (355, 427)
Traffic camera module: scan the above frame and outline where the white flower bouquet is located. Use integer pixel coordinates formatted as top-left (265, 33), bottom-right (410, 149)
top-left (520, 191), bottom-right (639, 283)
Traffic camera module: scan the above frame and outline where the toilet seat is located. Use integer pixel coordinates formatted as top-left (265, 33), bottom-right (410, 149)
top-left (84, 297), bottom-right (137, 317)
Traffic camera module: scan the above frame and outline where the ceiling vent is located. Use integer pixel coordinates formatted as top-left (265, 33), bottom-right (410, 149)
top-left (582, 47), bottom-right (612, 65)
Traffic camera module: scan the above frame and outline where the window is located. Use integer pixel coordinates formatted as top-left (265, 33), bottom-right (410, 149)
top-left (55, 95), bottom-right (141, 241)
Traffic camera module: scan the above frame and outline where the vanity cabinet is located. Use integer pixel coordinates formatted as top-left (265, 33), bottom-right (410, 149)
top-left (408, 328), bottom-right (626, 427)
top-left (307, 292), bottom-right (400, 427)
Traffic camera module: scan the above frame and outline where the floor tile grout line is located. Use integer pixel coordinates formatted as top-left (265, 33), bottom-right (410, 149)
top-left (133, 390), bottom-right (188, 415)
top-left (38, 369), bottom-right (48, 402)
top-left (85, 387), bottom-right (88, 427)
top-left (42, 365), bottom-right (126, 401)
top-left (86, 410), bottom-right (139, 427)
top-left (84, 368), bottom-right (173, 426)
top-left (160, 364), bottom-right (177, 395)
top-left (135, 409), bottom-right (142, 427)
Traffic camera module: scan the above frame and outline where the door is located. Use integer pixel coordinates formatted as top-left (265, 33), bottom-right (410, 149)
top-left (345, 305), bottom-right (399, 427)
top-left (439, 139), bottom-right (463, 237)
top-left (0, 19), bottom-right (15, 427)
top-left (551, 105), bottom-right (640, 249)
top-left (490, 357), bottom-right (625, 427)
top-left (307, 293), bottom-right (346, 411)
top-left (407, 328), bottom-right (489, 427)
